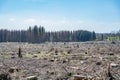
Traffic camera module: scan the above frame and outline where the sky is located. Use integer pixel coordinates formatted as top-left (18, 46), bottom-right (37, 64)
top-left (0, 0), bottom-right (120, 33)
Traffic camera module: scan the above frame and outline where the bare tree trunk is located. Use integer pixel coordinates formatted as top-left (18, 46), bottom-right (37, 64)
top-left (18, 47), bottom-right (22, 58)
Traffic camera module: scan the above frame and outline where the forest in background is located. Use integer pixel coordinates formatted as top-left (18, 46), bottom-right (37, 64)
top-left (0, 25), bottom-right (96, 43)
top-left (96, 30), bottom-right (120, 41)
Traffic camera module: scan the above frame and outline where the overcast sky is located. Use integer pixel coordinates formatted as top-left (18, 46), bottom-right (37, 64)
top-left (0, 0), bottom-right (120, 33)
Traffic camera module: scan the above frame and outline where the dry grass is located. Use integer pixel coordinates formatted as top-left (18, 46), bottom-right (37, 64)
top-left (0, 41), bottom-right (119, 80)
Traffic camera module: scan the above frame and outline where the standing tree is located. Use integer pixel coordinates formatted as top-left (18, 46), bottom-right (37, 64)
top-left (91, 31), bottom-right (96, 40)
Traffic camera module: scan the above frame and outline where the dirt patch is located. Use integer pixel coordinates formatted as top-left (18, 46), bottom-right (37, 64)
top-left (0, 41), bottom-right (120, 80)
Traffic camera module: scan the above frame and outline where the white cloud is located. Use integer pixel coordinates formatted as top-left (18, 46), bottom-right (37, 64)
top-left (40, 20), bottom-right (52, 24)
top-left (77, 20), bottom-right (84, 24)
top-left (24, 18), bottom-right (36, 23)
top-left (59, 17), bottom-right (70, 24)
top-left (9, 18), bottom-right (15, 22)
top-left (60, 20), bottom-right (69, 24)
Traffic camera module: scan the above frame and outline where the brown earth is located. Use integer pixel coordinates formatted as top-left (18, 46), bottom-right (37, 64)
top-left (0, 41), bottom-right (120, 80)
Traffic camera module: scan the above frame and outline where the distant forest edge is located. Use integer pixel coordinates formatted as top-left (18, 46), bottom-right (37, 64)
top-left (0, 25), bottom-right (97, 43)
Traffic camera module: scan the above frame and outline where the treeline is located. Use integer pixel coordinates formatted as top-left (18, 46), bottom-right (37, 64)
top-left (0, 25), bottom-right (96, 43)
top-left (96, 30), bottom-right (120, 41)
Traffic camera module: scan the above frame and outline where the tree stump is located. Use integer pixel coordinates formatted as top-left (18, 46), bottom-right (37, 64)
top-left (18, 47), bottom-right (22, 58)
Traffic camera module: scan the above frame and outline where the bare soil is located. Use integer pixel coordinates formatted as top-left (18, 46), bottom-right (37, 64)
top-left (0, 41), bottom-right (120, 80)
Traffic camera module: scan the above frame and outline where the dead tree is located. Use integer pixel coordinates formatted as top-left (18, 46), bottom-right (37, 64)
top-left (18, 47), bottom-right (22, 58)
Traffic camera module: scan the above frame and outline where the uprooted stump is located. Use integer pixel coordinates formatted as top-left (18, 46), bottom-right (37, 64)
top-left (0, 73), bottom-right (11, 80)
